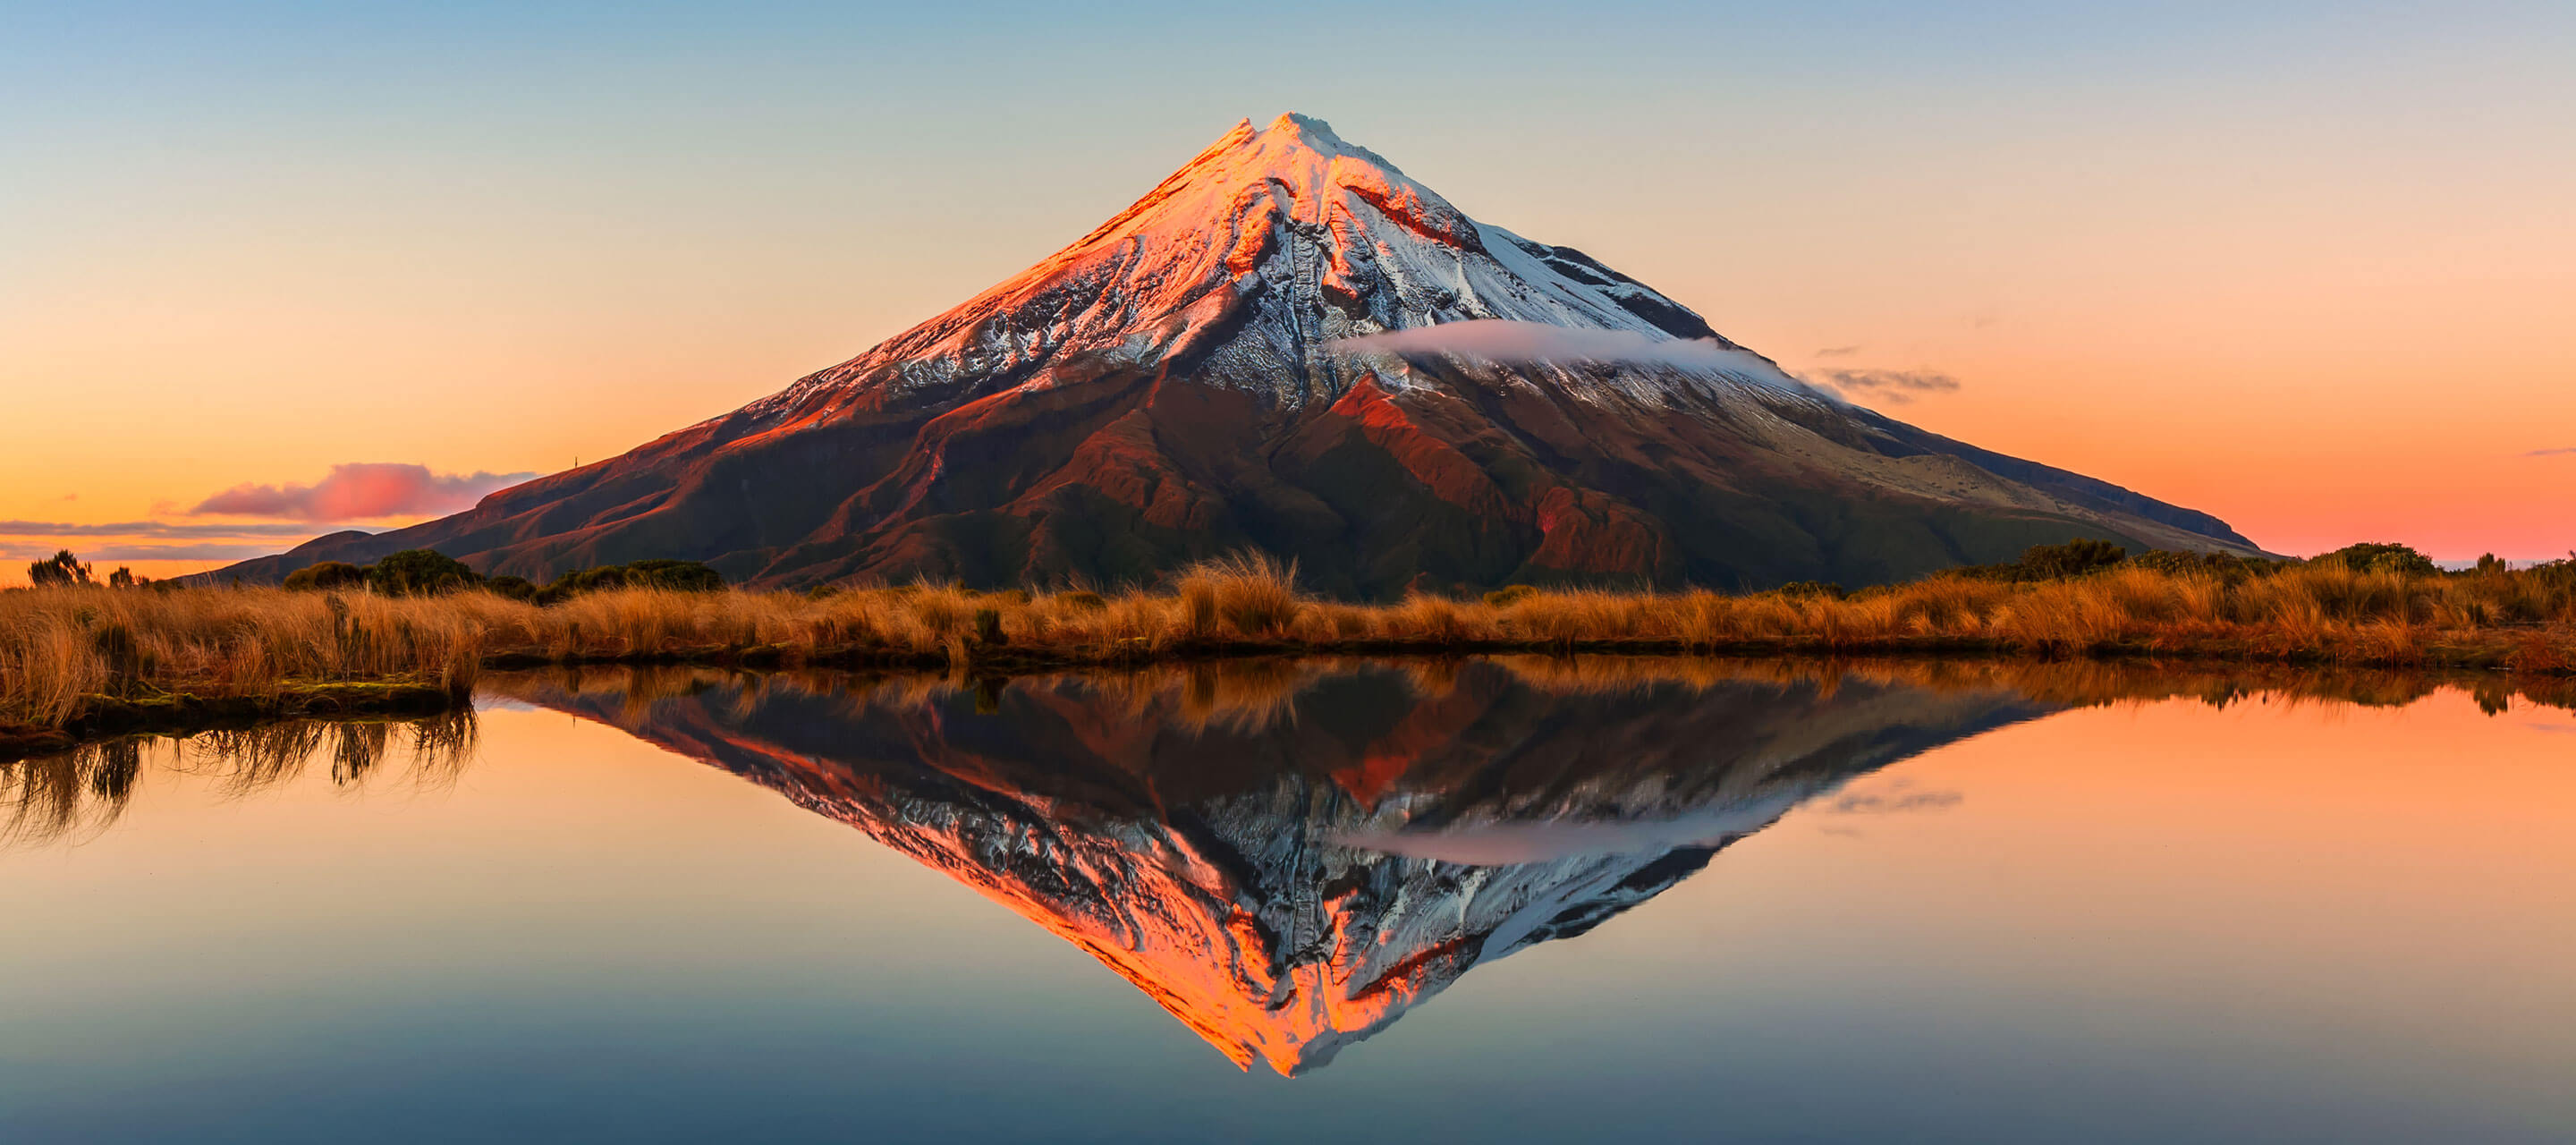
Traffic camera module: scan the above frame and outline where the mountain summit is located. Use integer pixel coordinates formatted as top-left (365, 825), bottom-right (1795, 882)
top-left (750, 111), bottom-right (1745, 417)
top-left (216, 114), bottom-right (2258, 594)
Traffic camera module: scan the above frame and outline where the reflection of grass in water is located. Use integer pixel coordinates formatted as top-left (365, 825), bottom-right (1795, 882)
top-left (5, 555), bottom-right (2574, 746)
top-left (492, 654), bottom-right (2576, 742)
top-left (0, 710), bottom-right (475, 849)
top-left (16, 653), bottom-right (2572, 851)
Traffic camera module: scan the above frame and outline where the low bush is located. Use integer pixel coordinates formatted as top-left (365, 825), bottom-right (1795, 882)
top-left (369, 549), bottom-right (480, 597)
top-left (1957, 539), bottom-right (2130, 582)
top-left (536, 559), bottom-right (724, 604)
top-left (1773, 581), bottom-right (1848, 600)
top-left (26, 551), bottom-right (91, 588)
top-left (284, 562), bottom-right (371, 591)
top-left (2317, 542), bottom-right (2440, 578)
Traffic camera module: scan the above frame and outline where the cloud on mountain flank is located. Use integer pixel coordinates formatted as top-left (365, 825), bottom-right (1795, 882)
top-left (1328, 320), bottom-right (1801, 386)
top-left (1814, 344), bottom-right (1861, 358)
top-left (2524, 446), bottom-right (2576, 457)
top-left (190, 463), bottom-right (534, 522)
top-left (1801, 368), bottom-right (1963, 404)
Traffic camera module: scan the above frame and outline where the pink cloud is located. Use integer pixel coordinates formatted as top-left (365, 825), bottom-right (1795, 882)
top-left (189, 462), bottom-right (534, 522)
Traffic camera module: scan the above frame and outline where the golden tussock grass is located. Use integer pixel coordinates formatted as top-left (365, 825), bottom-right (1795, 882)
top-left (5, 554), bottom-right (2574, 741)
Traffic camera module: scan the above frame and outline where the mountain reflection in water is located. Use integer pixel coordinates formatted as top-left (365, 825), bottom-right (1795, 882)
top-left (491, 657), bottom-right (2052, 1075)
top-left (10, 657), bottom-right (2571, 1082)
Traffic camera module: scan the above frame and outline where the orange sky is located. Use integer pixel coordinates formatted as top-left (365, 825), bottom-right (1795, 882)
top-left (4, 4), bottom-right (2570, 585)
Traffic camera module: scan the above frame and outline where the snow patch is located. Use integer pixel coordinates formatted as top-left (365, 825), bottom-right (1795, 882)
top-left (1328, 319), bottom-right (1811, 393)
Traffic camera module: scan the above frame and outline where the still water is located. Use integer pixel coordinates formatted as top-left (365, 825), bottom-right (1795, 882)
top-left (4, 659), bottom-right (2571, 1143)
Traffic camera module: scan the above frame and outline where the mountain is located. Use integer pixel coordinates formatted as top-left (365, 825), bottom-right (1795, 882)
top-left (496, 661), bottom-right (2051, 1073)
top-left (213, 114), bottom-right (2260, 595)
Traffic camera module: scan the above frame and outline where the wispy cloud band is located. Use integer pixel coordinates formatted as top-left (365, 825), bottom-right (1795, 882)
top-left (190, 462), bottom-right (532, 521)
top-left (0, 520), bottom-right (331, 539)
top-left (1801, 368), bottom-right (1963, 403)
top-left (1, 541), bottom-right (293, 562)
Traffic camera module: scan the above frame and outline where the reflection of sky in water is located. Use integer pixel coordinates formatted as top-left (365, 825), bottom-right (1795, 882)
top-left (0, 669), bottom-right (2570, 1143)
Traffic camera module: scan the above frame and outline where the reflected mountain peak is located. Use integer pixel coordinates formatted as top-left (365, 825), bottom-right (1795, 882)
top-left (494, 659), bottom-right (2049, 1074)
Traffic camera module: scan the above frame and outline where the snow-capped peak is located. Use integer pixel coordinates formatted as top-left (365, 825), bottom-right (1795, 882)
top-left (758, 114), bottom-right (1755, 416)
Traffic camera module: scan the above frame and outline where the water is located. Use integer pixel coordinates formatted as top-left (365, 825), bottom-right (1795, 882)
top-left (4, 659), bottom-right (2570, 1143)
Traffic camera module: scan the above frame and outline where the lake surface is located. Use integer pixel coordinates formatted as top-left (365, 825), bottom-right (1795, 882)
top-left (4, 658), bottom-right (2571, 1143)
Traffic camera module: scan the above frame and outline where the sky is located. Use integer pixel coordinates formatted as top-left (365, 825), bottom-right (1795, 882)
top-left (4, 0), bottom-right (2571, 584)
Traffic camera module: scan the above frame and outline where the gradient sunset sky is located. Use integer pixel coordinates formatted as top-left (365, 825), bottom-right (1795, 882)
top-left (5, 1), bottom-right (2570, 583)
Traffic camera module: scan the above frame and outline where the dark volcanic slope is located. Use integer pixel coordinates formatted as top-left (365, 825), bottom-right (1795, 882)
top-left (212, 114), bottom-right (2259, 596)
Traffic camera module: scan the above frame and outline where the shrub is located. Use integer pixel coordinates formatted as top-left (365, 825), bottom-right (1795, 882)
top-left (2019, 539), bottom-right (2128, 580)
top-left (483, 575), bottom-right (539, 602)
top-left (283, 562), bottom-right (371, 591)
top-left (623, 559), bottom-right (725, 592)
top-left (1774, 581), bottom-right (1848, 600)
top-left (1483, 584), bottom-right (1541, 607)
top-left (26, 550), bottom-right (91, 588)
top-left (1957, 539), bottom-right (2128, 582)
top-left (537, 559), bottom-right (725, 604)
top-left (369, 549), bottom-right (480, 597)
top-left (2130, 549), bottom-right (2286, 580)
top-left (2316, 542), bottom-right (2439, 578)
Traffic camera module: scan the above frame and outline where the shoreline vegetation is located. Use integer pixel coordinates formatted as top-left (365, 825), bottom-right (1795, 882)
top-left (5, 541), bottom-right (2573, 759)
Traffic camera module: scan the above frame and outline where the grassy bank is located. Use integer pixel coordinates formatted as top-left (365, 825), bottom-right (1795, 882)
top-left (5, 552), bottom-right (2574, 754)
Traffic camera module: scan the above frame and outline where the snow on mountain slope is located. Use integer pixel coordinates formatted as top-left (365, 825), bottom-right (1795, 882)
top-left (751, 113), bottom-right (1778, 419)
